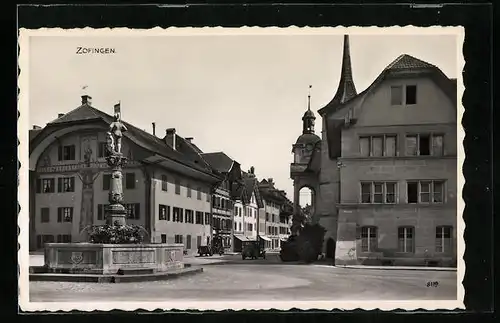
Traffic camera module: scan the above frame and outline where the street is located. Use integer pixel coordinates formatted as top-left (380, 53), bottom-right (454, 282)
top-left (29, 253), bottom-right (458, 302)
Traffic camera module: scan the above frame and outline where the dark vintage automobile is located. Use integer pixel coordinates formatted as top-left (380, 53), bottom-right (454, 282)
top-left (241, 240), bottom-right (266, 260)
top-left (198, 245), bottom-right (213, 256)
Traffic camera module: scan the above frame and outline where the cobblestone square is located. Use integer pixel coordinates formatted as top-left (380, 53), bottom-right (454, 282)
top-left (29, 254), bottom-right (458, 302)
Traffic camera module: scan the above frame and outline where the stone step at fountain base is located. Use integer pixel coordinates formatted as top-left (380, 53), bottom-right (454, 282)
top-left (29, 265), bottom-right (202, 283)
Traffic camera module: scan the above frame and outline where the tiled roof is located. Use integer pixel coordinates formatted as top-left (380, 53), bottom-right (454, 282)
top-left (319, 36), bottom-right (455, 117)
top-left (33, 103), bottom-right (216, 176)
top-left (48, 105), bottom-right (103, 124)
top-left (201, 152), bottom-right (234, 173)
top-left (385, 54), bottom-right (436, 71)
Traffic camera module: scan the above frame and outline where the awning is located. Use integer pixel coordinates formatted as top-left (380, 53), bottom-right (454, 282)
top-left (259, 235), bottom-right (271, 241)
top-left (233, 235), bottom-right (247, 241)
top-left (233, 235), bottom-right (257, 241)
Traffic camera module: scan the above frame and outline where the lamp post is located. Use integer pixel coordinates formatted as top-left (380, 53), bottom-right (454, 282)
top-left (104, 103), bottom-right (129, 226)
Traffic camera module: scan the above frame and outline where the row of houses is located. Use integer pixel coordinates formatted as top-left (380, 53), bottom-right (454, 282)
top-left (28, 96), bottom-right (293, 254)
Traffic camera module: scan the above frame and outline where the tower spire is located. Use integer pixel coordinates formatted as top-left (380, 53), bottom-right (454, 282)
top-left (318, 34), bottom-right (358, 115)
top-left (307, 84), bottom-right (312, 111)
top-left (302, 85), bottom-right (316, 134)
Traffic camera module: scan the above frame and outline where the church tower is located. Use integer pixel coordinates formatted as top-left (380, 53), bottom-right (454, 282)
top-left (290, 86), bottom-right (321, 234)
top-left (315, 34), bottom-right (358, 260)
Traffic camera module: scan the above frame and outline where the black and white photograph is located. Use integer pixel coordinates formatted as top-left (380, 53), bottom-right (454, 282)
top-left (18, 26), bottom-right (465, 311)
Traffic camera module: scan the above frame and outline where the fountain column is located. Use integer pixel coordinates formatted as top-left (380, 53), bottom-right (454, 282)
top-left (104, 103), bottom-right (129, 226)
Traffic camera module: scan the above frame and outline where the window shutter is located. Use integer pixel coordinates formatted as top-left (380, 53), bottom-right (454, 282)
top-left (36, 179), bottom-right (41, 193)
top-left (58, 146), bottom-right (62, 161)
top-left (71, 177), bottom-right (75, 191)
top-left (135, 204), bottom-right (140, 219)
top-left (98, 204), bottom-right (103, 220)
top-left (57, 208), bottom-right (62, 222)
top-left (57, 178), bottom-right (62, 193)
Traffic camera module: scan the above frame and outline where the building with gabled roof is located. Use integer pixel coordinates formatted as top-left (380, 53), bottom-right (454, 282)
top-left (257, 178), bottom-right (293, 250)
top-left (291, 35), bottom-right (457, 267)
top-left (28, 94), bottom-right (223, 253)
top-left (200, 151), bottom-right (244, 252)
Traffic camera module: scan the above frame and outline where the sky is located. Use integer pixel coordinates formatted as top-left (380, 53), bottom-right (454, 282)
top-left (28, 30), bottom-right (460, 206)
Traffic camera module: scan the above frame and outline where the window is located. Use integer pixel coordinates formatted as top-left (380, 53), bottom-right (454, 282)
top-left (41, 208), bottom-right (50, 223)
top-left (197, 236), bottom-right (202, 247)
top-left (436, 226), bottom-right (453, 253)
top-left (407, 180), bottom-right (445, 204)
top-left (97, 204), bottom-right (106, 221)
top-left (125, 173), bottom-right (136, 189)
top-left (125, 203), bottom-right (140, 220)
top-left (359, 135), bottom-right (397, 157)
top-left (173, 207), bottom-right (184, 222)
top-left (196, 211), bottom-right (204, 224)
top-left (38, 178), bottom-right (55, 193)
top-left (391, 85), bottom-right (403, 105)
top-left (161, 175), bottom-right (168, 191)
top-left (102, 174), bottom-right (111, 191)
top-left (206, 190), bottom-right (210, 202)
top-left (57, 234), bottom-right (71, 243)
top-left (36, 234), bottom-right (55, 249)
top-left (406, 85), bottom-right (417, 105)
top-left (186, 235), bottom-right (192, 249)
top-left (185, 209), bottom-right (194, 223)
top-left (58, 177), bottom-right (75, 193)
top-left (373, 182), bottom-right (383, 203)
top-left (175, 179), bottom-right (181, 195)
top-left (197, 187), bottom-right (202, 200)
top-left (98, 142), bottom-right (107, 158)
top-left (159, 204), bottom-right (170, 221)
top-left (57, 207), bottom-right (73, 223)
top-left (204, 212), bottom-right (211, 225)
top-left (406, 134), bottom-right (444, 156)
top-left (58, 145), bottom-right (76, 161)
top-left (361, 182), bottom-right (397, 204)
top-left (239, 223), bottom-right (242, 231)
top-left (266, 212), bottom-right (270, 222)
top-left (175, 235), bottom-right (183, 244)
top-left (361, 226), bottom-right (377, 252)
top-left (247, 223), bottom-right (253, 232)
top-left (386, 182), bottom-right (396, 203)
top-left (161, 234), bottom-right (167, 243)
top-left (187, 183), bottom-right (192, 198)
top-left (398, 227), bottom-right (414, 253)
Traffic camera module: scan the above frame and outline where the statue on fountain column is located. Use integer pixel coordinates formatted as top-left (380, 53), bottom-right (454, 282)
top-left (107, 108), bottom-right (128, 155)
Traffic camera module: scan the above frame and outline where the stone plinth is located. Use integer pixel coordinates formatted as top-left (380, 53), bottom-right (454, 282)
top-left (43, 243), bottom-right (184, 275)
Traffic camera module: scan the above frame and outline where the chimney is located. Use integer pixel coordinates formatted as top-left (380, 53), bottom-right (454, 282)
top-left (58, 113), bottom-right (64, 118)
top-left (267, 178), bottom-right (274, 185)
top-left (185, 137), bottom-right (193, 143)
top-left (165, 128), bottom-right (176, 150)
top-left (81, 95), bottom-right (92, 105)
top-left (152, 122), bottom-right (156, 136)
top-left (32, 125), bottom-right (41, 130)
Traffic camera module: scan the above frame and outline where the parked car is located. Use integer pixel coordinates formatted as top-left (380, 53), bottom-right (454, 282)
top-left (198, 245), bottom-right (213, 256)
top-left (242, 241), bottom-right (266, 260)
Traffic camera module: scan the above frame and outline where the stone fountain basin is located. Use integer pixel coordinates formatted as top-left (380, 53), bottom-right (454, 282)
top-left (38, 243), bottom-right (185, 275)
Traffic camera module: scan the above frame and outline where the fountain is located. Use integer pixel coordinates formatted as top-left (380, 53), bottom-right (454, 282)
top-left (29, 103), bottom-right (203, 283)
